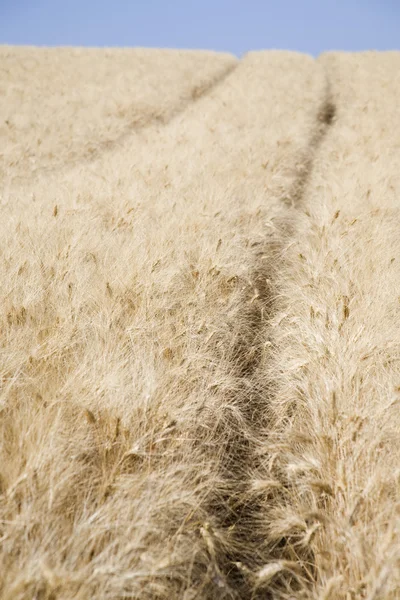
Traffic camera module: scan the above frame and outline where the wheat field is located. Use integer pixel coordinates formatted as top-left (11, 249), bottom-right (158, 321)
top-left (0, 46), bottom-right (399, 599)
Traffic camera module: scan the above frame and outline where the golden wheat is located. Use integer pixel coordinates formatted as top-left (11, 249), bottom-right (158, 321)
top-left (0, 46), bottom-right (399, 599)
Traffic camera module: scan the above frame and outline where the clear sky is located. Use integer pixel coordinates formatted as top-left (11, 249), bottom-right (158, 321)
top-left (0, 0), bottom-right (399, 57)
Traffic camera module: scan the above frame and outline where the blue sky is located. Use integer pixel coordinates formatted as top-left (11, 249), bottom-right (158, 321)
top-left (0, 0), bottom-right (399, 57)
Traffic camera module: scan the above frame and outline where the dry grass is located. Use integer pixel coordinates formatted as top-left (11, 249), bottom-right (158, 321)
top-left (0, 47), bottom-right (399, 599)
